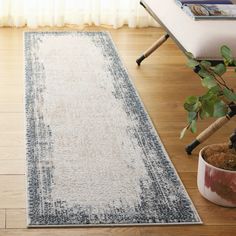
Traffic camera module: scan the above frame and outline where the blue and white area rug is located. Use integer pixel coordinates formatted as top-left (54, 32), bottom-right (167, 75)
top-left (24, 32), bottom-right (201, 227)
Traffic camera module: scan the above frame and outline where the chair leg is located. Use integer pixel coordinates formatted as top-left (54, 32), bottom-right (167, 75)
top-left (136, 34), bottom-right (169, 66)
top-left (185, 104), bottom-right (236, 155)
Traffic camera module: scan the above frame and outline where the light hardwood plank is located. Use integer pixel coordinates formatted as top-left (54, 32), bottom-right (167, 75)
top-left (0, 132), bottom-right (24, 147)
top-left (179, 172), bottom-right (197, 189)
top-left (0, 159), bottom-right (25, 175)
top-left (0, 176), bottom-right (26, 208)
top-left (139, 226), bottom-right (236, 236)
top-left (6, 209), bottom-right (26, 229)
top-left (0, 113), bottom-right (24, 132)
top-left (0, 90), bottom-right (23, 103)
top-left (198, 206), bottom-right (236, 226)
top-left (0, 226), bottom-right (236, 236)
top-left (0, 103), bottom-right (23, 113)
top-left (0, 228), bottom-right (125, 236)
top-left (0, 210), bottom-right (5, 229)
top-left (0, 147), bottom-right (25, 160)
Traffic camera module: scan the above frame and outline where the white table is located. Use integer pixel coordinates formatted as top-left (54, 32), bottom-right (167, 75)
top-left (137, 0), bottom-right (236, 64)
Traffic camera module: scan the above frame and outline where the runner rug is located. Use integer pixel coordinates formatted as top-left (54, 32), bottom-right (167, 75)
top-left (24, 32), bottom-right (201, 227)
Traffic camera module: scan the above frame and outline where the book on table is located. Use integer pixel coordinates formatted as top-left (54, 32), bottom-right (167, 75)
top-left (182, 4), bottom-right (236, 19)
top-left (175, 0), bottom-right (233, 6)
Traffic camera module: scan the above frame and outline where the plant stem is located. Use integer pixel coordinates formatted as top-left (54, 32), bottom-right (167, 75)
top-left (205, 66), bottom-right (231, 90)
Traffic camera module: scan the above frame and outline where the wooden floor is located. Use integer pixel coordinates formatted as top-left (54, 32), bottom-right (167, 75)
top-left (0, 25), bottom-right (235, 236)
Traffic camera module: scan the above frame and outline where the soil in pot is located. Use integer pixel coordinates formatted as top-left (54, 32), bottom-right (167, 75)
top-left (203, 143), bottom-right (236, 171)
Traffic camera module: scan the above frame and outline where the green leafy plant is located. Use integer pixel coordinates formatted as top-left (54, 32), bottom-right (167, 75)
top-left (180, 45), bottom-right (236, 139)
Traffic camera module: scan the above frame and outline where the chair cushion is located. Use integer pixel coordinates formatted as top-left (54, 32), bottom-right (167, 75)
top-left (142, 0), bottom-right (236, 60)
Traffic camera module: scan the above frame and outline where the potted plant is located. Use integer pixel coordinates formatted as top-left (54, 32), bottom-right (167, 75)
top-left (198, 133), bottom-right (236, 207)
top-left (181, 45), bottom-right (236, 207)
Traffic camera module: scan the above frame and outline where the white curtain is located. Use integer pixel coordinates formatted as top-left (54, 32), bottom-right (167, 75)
top-left (0, 0), bottom-right (157, 28)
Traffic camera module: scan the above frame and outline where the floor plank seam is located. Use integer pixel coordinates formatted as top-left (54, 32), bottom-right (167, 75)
top-left (4, 209), bottom-right (6, 229)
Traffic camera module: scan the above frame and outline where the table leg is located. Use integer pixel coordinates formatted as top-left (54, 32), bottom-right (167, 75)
top-left (185, 104), bottom-right (236, 155)
top-left (136, 34), bottom-right (169, 66)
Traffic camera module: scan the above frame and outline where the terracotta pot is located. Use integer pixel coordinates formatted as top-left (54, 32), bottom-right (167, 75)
top-left (197, 145), bottom-right (236, 207)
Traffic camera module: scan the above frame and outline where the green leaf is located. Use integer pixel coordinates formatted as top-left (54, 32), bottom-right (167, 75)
top-left (201, 87), bottom-right (219, 103)
top-left (190, 120), bottom-right (197, 133)
top-left (200, 60), bottom-right (211, 68)
top-left (184, 103), bottom-right (197, 112)
top-left (221, 45), bottom-right (233, 65)
top-left (208, 85), bottom-right (221, 94)
top-left (199, 87), bottom-right (222, 118)
top-left (201, 99), bottom-right (215, 117)
top-left (201, 86), bottom-right (221, 102)
top-left (199, 109), bottom-right (210, 119)
top-left (213, 100), bottom-right (228, 117)
top-left (180, 126), bottom-right (188, 139)
top-left (187, 59), bottom-right (199, 68)
top-left (212, 63), bottom-right (226, 76)
top-left (223, 88), bottom-right (236, 101)
top-left (185, 96), bottom-right (198, 104)
top-left (184, 96), bottom-right (200, 112)
top-left (201, 76), bottom-right (217, 89)
top-left (198, 67), bottom-right (213, 78)
top-left (187, 112), bottom-right (197, 122)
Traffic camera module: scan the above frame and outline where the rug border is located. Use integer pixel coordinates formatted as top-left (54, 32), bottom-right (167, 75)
top-left (23, 31), bottom-right (203, 227)
top-left (27, 221), bottom-right (203, 228)
top-left (23, 31), bottom-right (32, 229)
